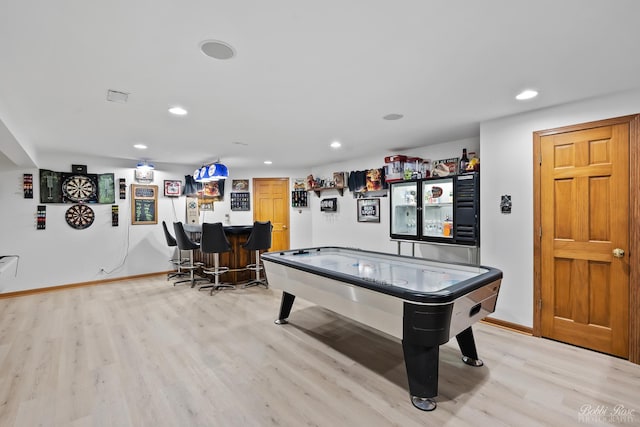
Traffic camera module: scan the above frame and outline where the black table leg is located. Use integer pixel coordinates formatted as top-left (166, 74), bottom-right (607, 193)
top-left (402, 341), bottom-right (439, 411)
top-left (274, 291), bottom-right (296, 325)
top-left (456, 326), bottom-right (483, 367)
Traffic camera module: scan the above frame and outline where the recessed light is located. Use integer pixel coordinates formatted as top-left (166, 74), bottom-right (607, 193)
top-left (515, 89), bottom-right (538, 100)
top-left (330, 141), bottom-right (342, 148)
top-left (200, 40), bottom-right (236, 60)
top-left (383, 113), bottom-right (404, 121)
top-left (133, 144), bottom-right (147, 150)
top-left (168, 106), bottom-right (188, 116)
top-left (264, 160), bottom-right (273, 165)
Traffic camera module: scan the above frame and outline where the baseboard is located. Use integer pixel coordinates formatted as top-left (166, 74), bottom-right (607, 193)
top-left (0, 271), bottom-right (170, 299)
top-left (481, 316), bottom-right (533, 335)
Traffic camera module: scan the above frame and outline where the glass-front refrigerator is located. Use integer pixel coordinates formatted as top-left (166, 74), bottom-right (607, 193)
top-left (422, 178), bottom-right (454, 240)
top-left (389, 180), bottom-right (419, 240)
top-left (389, 173), bottom-right (479, 246)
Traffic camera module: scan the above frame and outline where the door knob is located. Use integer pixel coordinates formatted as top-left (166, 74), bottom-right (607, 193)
top-left (613, 248), bottom-right (625, 258)
top-left (282, 225), bottom-right (288, 230)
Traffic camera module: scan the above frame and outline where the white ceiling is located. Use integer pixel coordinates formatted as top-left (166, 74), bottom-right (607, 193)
top-left (2, 0), bottom-right (640, 171)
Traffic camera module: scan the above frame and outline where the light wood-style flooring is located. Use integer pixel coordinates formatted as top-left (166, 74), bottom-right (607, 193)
top-left (0, 276), bottom-right (638, 426)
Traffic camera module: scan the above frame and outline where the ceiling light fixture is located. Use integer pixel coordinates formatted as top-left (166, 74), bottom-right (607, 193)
top-left (133, 144), bottom-right (147, 150)
top-left (168, 106), bottom-right (188, 116)
top-left (264, 160), bottom-right (273, 165)
top-left (383, 113), bottom-right (404, 121)
top-left (136, 160), bottom-right (154, 170)
top-left (200, 40), bottom-right (236, 60)
top-left (515, 89), bottom-right (538, 100)
top-left (193, 161), bottom-right (229, 182)
top-left (330, 141), bottom-right (342, 148)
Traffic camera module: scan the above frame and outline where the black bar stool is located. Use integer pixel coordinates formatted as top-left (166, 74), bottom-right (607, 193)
top-left (173, 222), bottom-right (209, 287)
top-left (242, 221), bottom-right (272, 288)
top-left (200, 222), bottom-right (236, 295)
top-left (162, 221), bottom-right (188, 281)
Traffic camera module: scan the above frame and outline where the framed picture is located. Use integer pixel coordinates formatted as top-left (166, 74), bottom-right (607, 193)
top-left (320, 198), bottom-right (337, 212)
top-left (357, 198), bottom-right (380, 223)
top-left (131, 184), bottom-right (158, 225)
top-left (230, 192), bottom-right (250, 211)
top-left (293, 178), bottom-right (306, 190)
top-left (231, 179), bottom-right (249, 192)
top-left (164, 180), bottom-right (182, 197)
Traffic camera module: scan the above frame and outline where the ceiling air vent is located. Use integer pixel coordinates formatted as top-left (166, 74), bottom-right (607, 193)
top-left (106, 89), bottom-right (129, 103)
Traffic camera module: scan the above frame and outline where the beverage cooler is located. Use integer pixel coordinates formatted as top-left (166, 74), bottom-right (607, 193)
top-left (390, 172), bottom-right (479, 246)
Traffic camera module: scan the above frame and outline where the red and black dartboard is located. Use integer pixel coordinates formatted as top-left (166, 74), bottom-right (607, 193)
top-left (65, 204), bottom-right (95, 229)
top-left (62, 175), bottom-right (97, 202)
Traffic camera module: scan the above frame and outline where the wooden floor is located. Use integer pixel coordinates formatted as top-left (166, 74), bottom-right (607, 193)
top-left (0, 276), bottom-right (638, 427)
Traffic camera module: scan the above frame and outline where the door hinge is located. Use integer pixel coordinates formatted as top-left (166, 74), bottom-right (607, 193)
top-left (538, 299), bottom-right (542, 310)
top-left (539, 226), bottom-right (542, 239)
top-left (539, 152), bottom-right (542, 165)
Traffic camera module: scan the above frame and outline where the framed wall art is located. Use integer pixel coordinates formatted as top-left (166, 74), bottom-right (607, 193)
top-left (230, 192), bottom-right (250, 211)
top-left (357, 198), bottom-right (380, 223)
top-left (164, 180), bottom-right (182, 197)
top-left (231, 179), bottom-right (249, 192)
top-left (320, 197), bottom-right (337, 212)
top-left (131, 184), bottom-right (158, 225)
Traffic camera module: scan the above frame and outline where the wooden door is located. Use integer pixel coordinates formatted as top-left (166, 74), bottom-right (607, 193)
top-left (539, 123), bottom-right (629, 357)
top-left (253, 178), bottom-right (290, 251)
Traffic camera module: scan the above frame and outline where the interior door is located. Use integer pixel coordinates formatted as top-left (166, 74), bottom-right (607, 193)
top-left (539, 123), bottom-right (629, 357)
top-left (253, 178), bottom-right (290, 251)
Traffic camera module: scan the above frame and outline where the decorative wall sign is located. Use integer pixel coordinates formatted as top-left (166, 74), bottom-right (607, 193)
top-left (37, 205), bottom-right (46, 230)
top-left (231, 179), bottom-right (249, 191)
top-left (357, 198), bottom-right (380, 223)
top-left (119, 178), bottom-right (126, 199)
top-left (199, 200), bottom-right (214, 211)
top-left (432, 158), bottom-right (459, 177)
top-left (320, 198), bottom-right (337, 212)
top-left (71, 164), bottom-right (87, 174)
top-left (112, 205), bottom-right (119, 226)
top-left (186, 197), bottom-right (199, 224)
top-left (291, 190), bottom-right (308, 208)
top-left (134, 168), bottom-right (154, 183)
top-left (164, 180), bottom-right (182, 197)
top-left (500, 195), bottom-right (512, 214)
top-left (23, 174), bottom-right (33, 198)
top-left (230, 192), bottom-right (250, 211)
top-left (65, 204), bottom-right (95, 229)
top-left (131, 184), bottom-right (158, 225)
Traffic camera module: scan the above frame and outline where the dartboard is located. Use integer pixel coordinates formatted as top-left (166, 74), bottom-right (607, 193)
top-left (62, 175), bottom-right (96, 202)
top-left (65, 204), bottom-right (95, 229)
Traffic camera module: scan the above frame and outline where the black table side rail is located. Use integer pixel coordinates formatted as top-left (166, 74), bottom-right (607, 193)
top-left (261, 246), bottom-right (502, 304)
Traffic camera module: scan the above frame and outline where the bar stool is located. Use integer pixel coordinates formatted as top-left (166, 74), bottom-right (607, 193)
top-left (162, 221), bottom-right (188, 281)
top-left (173, 222), bottom-right (209, 288)
top-left (200, 222), bottom-right (236, 295)
top-left (242, 220), bottom-right (272, 288)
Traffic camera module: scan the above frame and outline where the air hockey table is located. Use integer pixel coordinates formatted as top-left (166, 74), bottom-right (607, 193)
top-left (261, 246), bottom-right (503, 411)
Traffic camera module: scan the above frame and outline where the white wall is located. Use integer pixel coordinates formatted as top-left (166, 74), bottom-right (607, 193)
top-left (0, 153), bottom-right (311, 293)
top-left (480, 88), bottom-right (640, 327)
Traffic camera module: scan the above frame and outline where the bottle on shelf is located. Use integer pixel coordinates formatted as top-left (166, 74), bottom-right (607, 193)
top-left (459, 148), bottom-right (469, 173)
top-left (443, 215), bottom-right (452, 237)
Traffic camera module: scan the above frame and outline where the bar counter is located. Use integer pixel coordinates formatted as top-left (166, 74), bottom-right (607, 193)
top-left (183, 224), bottom-right (253, 284)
